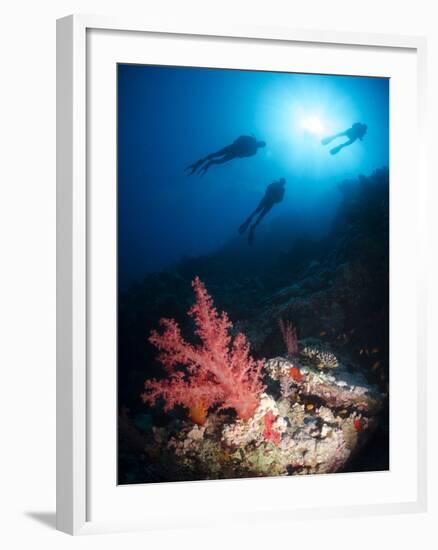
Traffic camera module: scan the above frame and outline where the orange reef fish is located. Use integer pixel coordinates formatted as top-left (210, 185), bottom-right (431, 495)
top-left (188, 401), bottom-right (208, 425)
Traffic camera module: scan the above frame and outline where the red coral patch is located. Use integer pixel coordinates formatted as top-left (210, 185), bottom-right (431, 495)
top-left (263, 411), bottom-right (281, 446)
top-left (289, 366), bottom-right (304, 382)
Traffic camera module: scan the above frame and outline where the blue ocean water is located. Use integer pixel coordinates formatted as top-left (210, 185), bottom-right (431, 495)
top-left (118, 64), bottom-right (389, 288)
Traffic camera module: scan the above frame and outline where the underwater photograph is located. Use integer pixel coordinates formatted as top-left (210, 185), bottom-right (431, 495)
top-left (117, 63), bottom-right (389, 484)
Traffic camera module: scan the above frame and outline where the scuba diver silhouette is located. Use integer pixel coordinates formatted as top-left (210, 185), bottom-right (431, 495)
top-left (321, 122), bottom-right (367, 155)
top-left (239, 178), bottom-right (286, 246)
top-left (185, 135), bottom-right (266, 176)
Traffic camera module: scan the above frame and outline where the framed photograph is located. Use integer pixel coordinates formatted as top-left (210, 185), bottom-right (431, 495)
top-left (57, 15), bottom-right (428, 535)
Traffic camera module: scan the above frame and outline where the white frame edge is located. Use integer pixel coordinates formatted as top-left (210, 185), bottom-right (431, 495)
top-left (56, 14), bottom-right (428, 535)
top-left (57, 15), bottom-right (87, 535)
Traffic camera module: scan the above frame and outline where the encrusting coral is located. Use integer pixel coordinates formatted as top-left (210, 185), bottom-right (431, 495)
top-left (301, 346), bottom-right (339, 369)
top-left (142, 277), bottom-right (266, 422)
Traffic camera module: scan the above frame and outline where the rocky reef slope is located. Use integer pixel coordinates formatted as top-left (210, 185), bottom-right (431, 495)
top-left (138, 350), bottom-right (383, 481)
top-left (118, 167), bottom-right (389, 483)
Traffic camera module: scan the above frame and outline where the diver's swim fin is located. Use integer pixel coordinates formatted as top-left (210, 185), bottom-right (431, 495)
top-left (321, 135), bottom-right (335, 145)
top-left (184, 163), bottom-right (197, 176)
top-left (330, 145), bottom-right (343, 155)
top-left (239, 219), bottom-right (251, 235)
top-left (184, 158), bottom-right (204, 175)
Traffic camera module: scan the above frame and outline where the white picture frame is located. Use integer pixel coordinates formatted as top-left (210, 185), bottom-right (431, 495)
top-left (56, 14), bottom-right (428, 535)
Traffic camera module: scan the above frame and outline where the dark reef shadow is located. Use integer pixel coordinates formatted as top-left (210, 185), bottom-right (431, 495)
top-left (25, 511), bottom-right (57, 530)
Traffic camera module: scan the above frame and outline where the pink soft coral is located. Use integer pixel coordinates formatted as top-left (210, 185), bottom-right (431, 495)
top-left (278, 318), bottom-right (298, 358)
top-left (142, 277), bottom-right (265, 421)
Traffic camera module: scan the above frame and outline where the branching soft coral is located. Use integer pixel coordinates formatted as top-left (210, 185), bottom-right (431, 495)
top-left (142, 277), bottom-right (265, 421)
top-left (278, 318), bottom-right (298, 358)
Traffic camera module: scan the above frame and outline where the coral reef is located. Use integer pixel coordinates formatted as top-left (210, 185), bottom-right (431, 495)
top-left (265, 354), bottom-right (382, 414)
top-left (118, 168), bottom-right (390, 483)
top-left (135, 347), bottom-right (384, 481)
